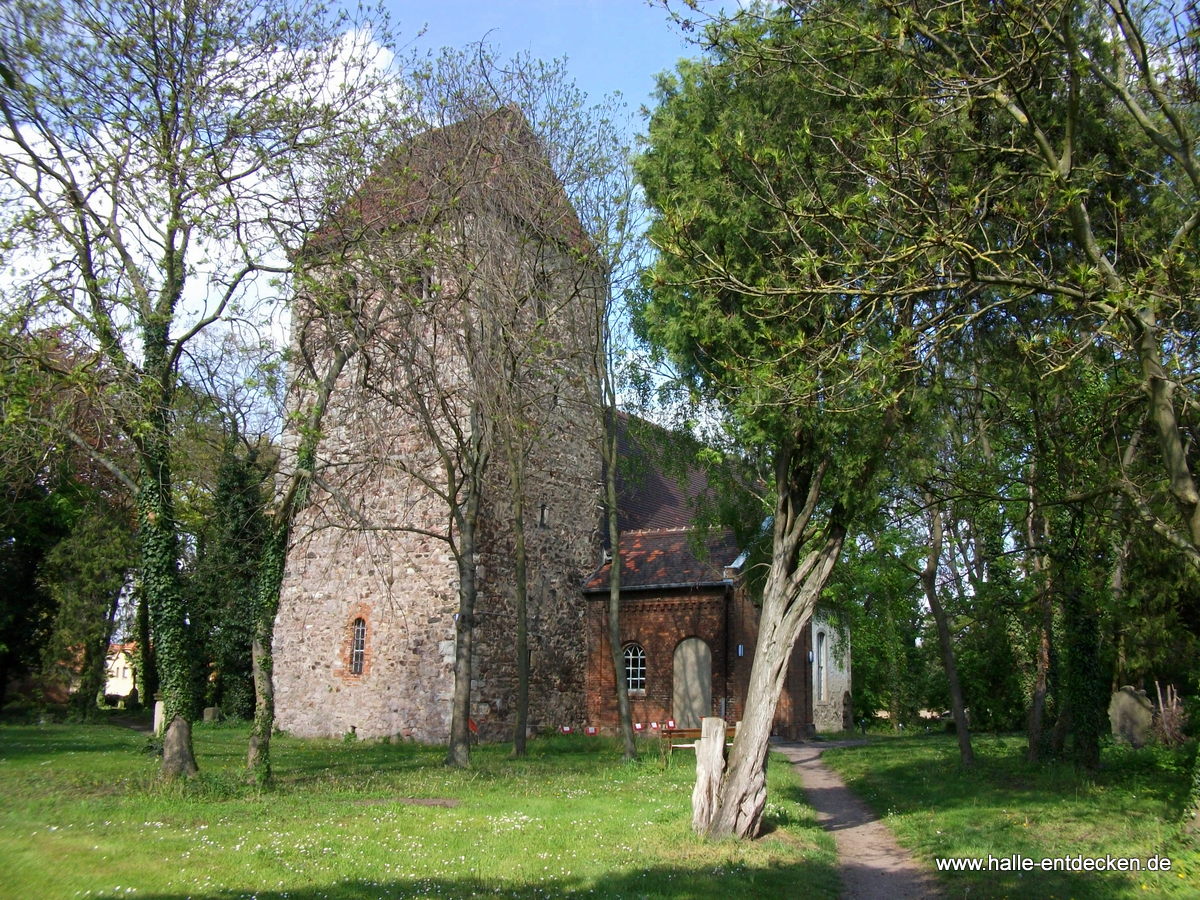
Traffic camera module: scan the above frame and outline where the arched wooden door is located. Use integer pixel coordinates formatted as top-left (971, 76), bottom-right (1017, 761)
top-left (673, 637), bottom-right (712, 728)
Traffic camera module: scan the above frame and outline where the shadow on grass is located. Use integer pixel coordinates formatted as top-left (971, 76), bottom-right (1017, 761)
top-left (130, 859), bottom-right (840, 900)
top-left (825, 734), bottom-right (1192, 821)
top-left (0, 722), bottom-right (149, 760)
top-left (816, 734), bottom-right (1195, 899)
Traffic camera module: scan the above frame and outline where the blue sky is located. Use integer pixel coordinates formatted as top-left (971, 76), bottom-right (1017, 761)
top-left (388, 1), bottom-right (700, 122)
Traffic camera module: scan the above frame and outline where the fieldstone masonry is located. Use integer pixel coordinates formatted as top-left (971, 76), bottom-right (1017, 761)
top-left (271, 115), bottom-right (603, 742)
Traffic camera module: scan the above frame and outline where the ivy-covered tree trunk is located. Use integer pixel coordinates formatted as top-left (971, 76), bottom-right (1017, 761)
top-left (1060, 568), bottom-right (1105, 771)
top-left (139, 435), bottom-right (198, 778)
top-left (247, 342), bottom-right (350, 786)
top-left (248, 524), bottom-right (287, 786)
top-left (133, 591), bottom-right (156, 708)
top-left (1027, 585), bottom-right (1055, 763)
top-left (72, 588), bottom-right (121, 720)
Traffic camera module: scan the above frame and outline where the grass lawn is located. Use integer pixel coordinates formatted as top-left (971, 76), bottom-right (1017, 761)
top-left (822, 732), bottom-right (1199, 899)
top-left (0, 719), bottom-right (837, 899)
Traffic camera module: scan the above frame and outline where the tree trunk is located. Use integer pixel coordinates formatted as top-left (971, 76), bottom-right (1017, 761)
top-left (511, 480), bottom-right (529, 757)
top-left (705, 493), bottom-right (846, 841)
top-left (135, 591), bottom-right (156, 706)
top-left (247, 633), bottom-right (276, 784)
top-left (604, 410), bottom-right (636, 760)
top-left (1024, 471), bottom-right (1052, 763)
top-left (74, 587), bottom-right (121, 720)
top-left (139, 442), bottom-right (199, 778)
top-left (705, 614), bottom-right (792, 840)
top-left (1026, 588), bottom-right (1053, 763)
top-left (921, 496), bottom-right (974, 767)
top-left (247, 342), bottom-right (351, 785)
top-left (247, 523), bottom-right (287, 786)
top-left (1135, 309), bottom-right (1200, 551)
top-left (692, 717), bottom-right (726, 834)
top-left (1061, 574), bottom-right (1103, 770)
top-left (161, 715), bottom-right (198, 778)
top-left (447, 494), bottom-right (481, 768)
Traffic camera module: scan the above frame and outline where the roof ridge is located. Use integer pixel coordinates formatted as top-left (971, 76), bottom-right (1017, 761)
top-left (621, 526), bottom-right (700, 535)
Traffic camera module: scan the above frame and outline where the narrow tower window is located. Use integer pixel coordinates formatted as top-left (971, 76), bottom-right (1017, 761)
top-left (350, 617), bottom-right (367, 676)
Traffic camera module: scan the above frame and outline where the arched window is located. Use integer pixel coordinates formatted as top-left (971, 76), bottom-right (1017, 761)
top-left (816, 631), bottom-right (827, 702)
top-left (350, 617), bottom-right (367, 676)
top-left (623, 643), bottom-right (646, 693)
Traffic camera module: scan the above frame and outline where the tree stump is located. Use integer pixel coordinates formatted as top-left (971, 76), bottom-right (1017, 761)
top-left (692, 716), bottom-right (726, 835)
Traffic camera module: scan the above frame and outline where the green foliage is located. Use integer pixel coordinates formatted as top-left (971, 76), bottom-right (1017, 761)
top-left (39, 503), bottom-right (137, 717)
top-left (636, 5), bottom-right (931, 479)
top-left (825, 529), bottom-right (926, 724)
top-left (185, 440), bottom-right (270, 720)
top-left (0, 482), bottom-right (71, 700)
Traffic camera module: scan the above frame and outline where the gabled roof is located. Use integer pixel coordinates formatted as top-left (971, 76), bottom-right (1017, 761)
top-left (613, 415), bottom-right (714, 533)
top-left (588, 415), bottom-right (745, 593)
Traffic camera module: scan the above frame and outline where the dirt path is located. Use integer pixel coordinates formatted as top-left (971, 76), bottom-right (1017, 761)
top-left (776, 741), bottom-right (942, 900)
top-left (109, 714), bottom-right (153, 734)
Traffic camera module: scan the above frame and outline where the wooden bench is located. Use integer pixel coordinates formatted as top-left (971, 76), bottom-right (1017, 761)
top-left (659, 724), bottom-right (739, 762)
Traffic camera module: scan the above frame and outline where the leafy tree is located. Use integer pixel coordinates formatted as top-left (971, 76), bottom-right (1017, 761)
top-left (649, 0), bottom-right (1200, 823)
top-left (40, 502), bottom-right (137, 718)
top-left (0, 326), bottom-right (132, 709)
top-left (0, 483), bottom-right (70, 708)
top-left (187, 438), bottom-right (270, 719)
top-left (1, 0), bottom-right (399, 776)
top-left (824, 527), bottom-right (925, 726)
top-left (638, 6), bottom-right (952, 838)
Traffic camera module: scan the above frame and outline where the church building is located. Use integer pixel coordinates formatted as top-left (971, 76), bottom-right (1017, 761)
top-left (270, 108), bottom-right (849, 744)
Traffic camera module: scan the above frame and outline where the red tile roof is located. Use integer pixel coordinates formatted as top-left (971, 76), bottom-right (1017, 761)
top-left (584, 527), bottom-right (741, 593)
top-left (591, 417), bottom-right (748, 592)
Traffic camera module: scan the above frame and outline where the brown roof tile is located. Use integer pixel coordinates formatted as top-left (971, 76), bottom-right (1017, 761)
top-left (583, 527), bottom-right (741, 592)
top-left (612, 415), bottom-right (713, 532)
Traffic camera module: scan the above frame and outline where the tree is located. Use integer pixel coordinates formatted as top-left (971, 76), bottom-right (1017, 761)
top-left (1, 0), bottom-right (398, 775)
top-left (40, 502), bottom-right (137, 718)
top-left (187, 437), bottom-right (270, 719)
top-left (823, 522), bottom-right (925, 727)
top-left (638, 8), bottom-right (944, 838)
top-left (0, 325), bottom-right (134, 708)
top-left (646, 0), bottom-right (1200, 828)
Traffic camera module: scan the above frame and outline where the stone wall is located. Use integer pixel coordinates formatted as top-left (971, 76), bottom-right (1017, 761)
top-left (811, 610), bottom-right (852, 733)
top-left (273, 203), bottom-right (602, 744)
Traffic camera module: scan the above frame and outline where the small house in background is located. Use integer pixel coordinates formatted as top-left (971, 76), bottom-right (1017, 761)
top-left (584, 419), bottom-right (850, 739)
top-left (104, 643), bottom-right (136, 701)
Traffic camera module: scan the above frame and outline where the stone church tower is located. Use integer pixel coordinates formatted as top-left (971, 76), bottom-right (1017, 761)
top-left (271, 107), bottom-right (603, 742)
